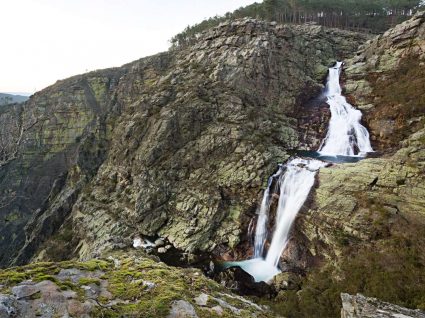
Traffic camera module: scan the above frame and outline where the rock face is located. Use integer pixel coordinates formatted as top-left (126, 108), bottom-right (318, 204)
top-left (341, 293), bottom-right (425, 318)
top-left (344, 10), bottom-right (425, 152)
top-left (0, 68), bottom-right (126, 267)
top-left (0, 253), bottom-right (273, 317)
top-left (0, 18), bottom-right (367, 267)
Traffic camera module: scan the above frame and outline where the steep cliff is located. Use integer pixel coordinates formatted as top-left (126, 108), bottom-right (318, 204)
top-left (0, 19), bottom-right (367, 267)
top-left (0, 67), bottom-right (127, 266)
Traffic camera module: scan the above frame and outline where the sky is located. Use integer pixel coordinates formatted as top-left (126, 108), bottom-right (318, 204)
top-left (0, 0), bottom-right (258, 94)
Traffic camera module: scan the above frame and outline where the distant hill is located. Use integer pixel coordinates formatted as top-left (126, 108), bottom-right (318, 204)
top-left (0, 93), bottom-right (29, 106)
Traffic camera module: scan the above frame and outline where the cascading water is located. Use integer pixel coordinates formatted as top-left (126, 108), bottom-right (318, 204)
top-left (253, 167), bottom-right (284, 258)
top-left (319, 62), bottom-right (373, 156)
top-left (265, 158), bottom-right (326, 267)
top-left (224, 62), bottom-right (373, 283)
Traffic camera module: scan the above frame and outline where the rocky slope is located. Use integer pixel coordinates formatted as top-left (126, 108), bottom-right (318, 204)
top-left (0, 251), bottom-right (274, 317)
top-left (0, 19), bottom-right (366, 267)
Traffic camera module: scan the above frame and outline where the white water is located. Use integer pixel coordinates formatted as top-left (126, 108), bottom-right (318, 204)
top-left (253, 167), bottom-right (284, 258)
top-left (265, 158), bottom-right (326, 267)
top-left (222, 258), bottom-right (281, 283)
top-left (319, 62), bottom-right (373, 156)
top-left (226, 62), bottom-right (373, 282)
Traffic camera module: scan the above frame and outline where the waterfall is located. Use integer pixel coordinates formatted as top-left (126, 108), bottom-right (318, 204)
top-left (253, 166), bottom-right (284, 258)
top-left (319, 62), bottom-right (373, 156)
top-left (225, 62), bottom-right (373, 283)
top-left (265, 158), bottom-right (326, 267)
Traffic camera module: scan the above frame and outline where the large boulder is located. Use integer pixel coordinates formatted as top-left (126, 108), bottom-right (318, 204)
top-left (341, 293), bottom-right (425, 318)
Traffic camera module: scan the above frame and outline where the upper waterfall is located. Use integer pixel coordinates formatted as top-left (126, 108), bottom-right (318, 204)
top-left (319, 62), bottom-right (373, 156)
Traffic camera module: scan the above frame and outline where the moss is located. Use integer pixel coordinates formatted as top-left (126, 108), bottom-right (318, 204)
top-left (78, 277), bottom-right (101, 286)
top-left (264, 214), bottom-right (425, 318)
top-left (59, 279), bottom-right (76, 291)
top-left (0, 256), bottom-right (271, 317)
top-left (32, 274), bottom-right (60, 284)
top-left (0, 271), bottom-right (27, 285)
top-left (66, 259), bottom-right (111, 271)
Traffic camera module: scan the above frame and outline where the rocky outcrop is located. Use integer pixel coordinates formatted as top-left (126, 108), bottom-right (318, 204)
top-left (69, 20), bottom-right (366, 264)
top-left (0, 18), bottom-right (368, 267)
top-left (341, 293), bottom-right (425, 318)
top-left (0, 252), bottom-right (274, 317)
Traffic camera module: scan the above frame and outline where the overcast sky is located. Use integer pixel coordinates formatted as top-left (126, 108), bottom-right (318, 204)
top-left (0, 0), bottom-right (258, 94)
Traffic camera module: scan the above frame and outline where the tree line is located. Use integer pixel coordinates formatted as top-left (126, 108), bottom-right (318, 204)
top-left (171, 0), bottom-right (424, 48)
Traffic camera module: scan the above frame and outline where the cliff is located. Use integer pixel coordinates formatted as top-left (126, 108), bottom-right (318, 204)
top-left (0, 19), bottom-right (366, 268)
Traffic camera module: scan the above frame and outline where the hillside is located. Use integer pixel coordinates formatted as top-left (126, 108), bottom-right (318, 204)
top-left (0, 9), bottom-right (424, 318)
top-left (0, 93), bottom-right (29, 105)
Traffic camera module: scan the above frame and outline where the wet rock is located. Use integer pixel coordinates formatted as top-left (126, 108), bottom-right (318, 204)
top-left (157, 247), bottom-right (167, 254)
top-left (155, 239), bottom-right (165, 247)
top-left (217, 267), bottom-right (275, 297)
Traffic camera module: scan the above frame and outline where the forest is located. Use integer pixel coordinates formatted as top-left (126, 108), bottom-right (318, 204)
top-left (171, 0), bottom-right (424, 47)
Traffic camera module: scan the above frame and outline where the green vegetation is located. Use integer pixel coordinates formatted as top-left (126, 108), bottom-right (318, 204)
top-left (261, 212), bottom-right (425, 318)
top-left (171, 0), bottom-right (424, 47)
top-left (0, 255), bottom-right (268, 317)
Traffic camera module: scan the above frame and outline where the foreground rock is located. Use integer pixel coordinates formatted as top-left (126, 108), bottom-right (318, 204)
top-left (0, 253), bottom-right (274, 317)
top-left (341, 293), bottom-right (425, 318)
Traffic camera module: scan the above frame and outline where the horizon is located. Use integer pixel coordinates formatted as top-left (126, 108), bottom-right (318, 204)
top-left (0, 0), bottom-right (258, 94)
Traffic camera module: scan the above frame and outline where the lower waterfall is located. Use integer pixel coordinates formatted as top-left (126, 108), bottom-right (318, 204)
top-left (225, 62), bottom-right (373, 282)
